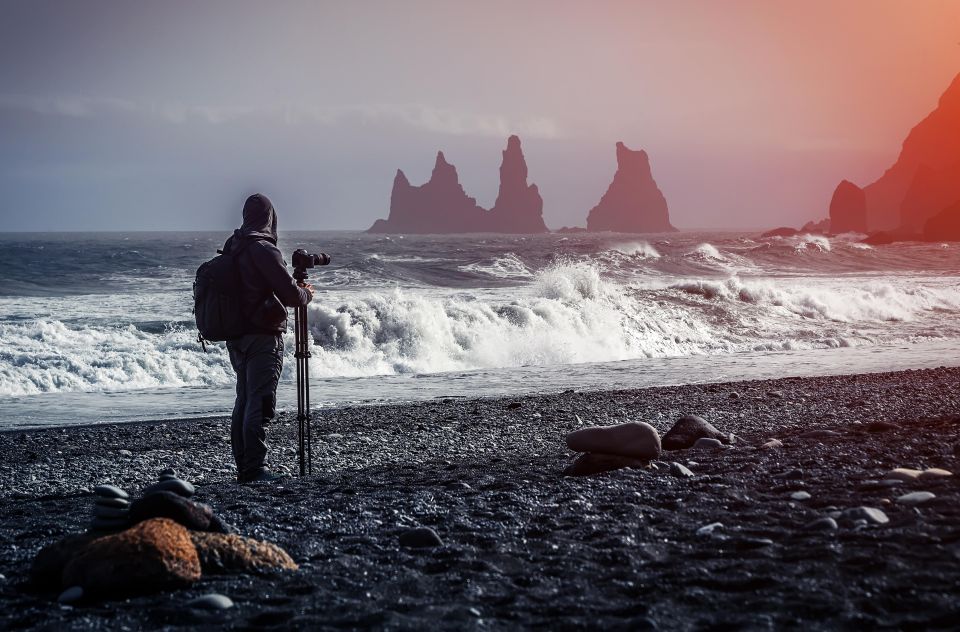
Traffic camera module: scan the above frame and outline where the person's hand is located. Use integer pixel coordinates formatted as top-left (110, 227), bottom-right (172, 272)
top-left (301, 283), bottom-right (314, 299)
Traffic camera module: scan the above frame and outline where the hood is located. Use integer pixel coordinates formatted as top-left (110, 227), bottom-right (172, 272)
top-left (239, 193), bottom-right (278, 243)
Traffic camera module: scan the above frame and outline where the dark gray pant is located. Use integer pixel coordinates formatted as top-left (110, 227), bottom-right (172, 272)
top-left (227, 334), bottom-right (283, 479)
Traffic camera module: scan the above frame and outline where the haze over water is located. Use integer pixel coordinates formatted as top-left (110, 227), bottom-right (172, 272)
top-left (2, 230), bottom-right (958, 429)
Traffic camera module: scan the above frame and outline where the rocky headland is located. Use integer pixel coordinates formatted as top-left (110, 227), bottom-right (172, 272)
top-left (586, 142), bottom-right (675, 233)
top-left (1, 368), bottom-right (959, 629)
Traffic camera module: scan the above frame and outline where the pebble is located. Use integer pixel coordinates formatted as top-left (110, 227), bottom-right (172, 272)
top-left (696, 522), bottom-right (724, 536)
top-left (896, 491), bottom-right (936, 506)
top-left (93, 484), bottom-right (129, 500)
top-left (799, 430), bottom-right (842, 439)
top-left (187, 594), bottom-right (234, 610)
top-left (790, 491), bottom-right (812, 501)
top-left (159, 467), bottom-right (177, 476)
top-left (767, 390), bottom-right (784, 399)
top-left (728, 391), bottom-right (741, 399)
top-left (158, 474), bottom-right (179, 482)
top-left (919, 468), bottom-right (953, 479)
top-left (857, 479), bottom-right (902, 491)
top-left (142, 478), bottom-right (195, 498)
top-left (692, 438), bottom-right (723, 450)
top-left (841, 506), bottom-right (889, 525)
top-left (399, 526), bottom-right (444, 548)
top-left (58, 586), bottom-right (83, 604)
top-left (669, 462), bottom-right (695, 478)
top-left (773, 468), bottom-right (803, 480)
top-left (884, 468), bottom-right (923, 482)
top-left (867, 421), bottom-right (898, 433)
top-left (760, 439), bottom-right (783, 450)
top-left (804, 517), bottom-right (838, 530)
top-left (94, 497), bottom-right (130, 509)
top-left (118, 449), bottom-right (133, 457)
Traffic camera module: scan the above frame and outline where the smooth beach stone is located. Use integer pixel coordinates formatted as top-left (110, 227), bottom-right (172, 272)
top-left (841, 506), bottom-right (889, 525)
top-left (399, 526), bottom-right (444, 548)
top-left (661, 415), bottom-right (726, 450)
top-left (804, 517), bottom-right (838, 530)
top-left (884, 468), bottom-right (923, 482)
top-left (774, 468), bottom-right (803, 480)
top-left (563, 453), bottom-right (645, 477)
top-left (158, 474), bottom-right (179, 482)
top-left (867, 421), bottom-right (899, 433)
top-left (857, 479), bottom-right (902, 491)
top-left (669, 462), bottom-right (695, 478)
top-left (790, 491), bottom-right (812, 501)
top-left (159, 468), bottom-right (177, 477)
top-left (142, 478), bottom-right (195, 498)
top-left (692, 437), bottom-right (723, 450)
top-left (118, 449), bottom-right (133, 457)
top-left (565, 422), bottom-right (661, 460)
top-left (93, 506), bottom-right (129, 519)
top-left (696, 522), bottom-right (724, 536)
top-left (57, 586), bottom-right (84, 604)
top-left (920, 468), bottom-right (953, 479)
top-left (94, 497), bottom-right (130, 509)
top-left (761, 439), bottom-right (783, 450)
top-left (896, 491), bottom-right (936, 506)
top-left (187, 593), bottom-right (234, 610)
top-left (129, 491), bottom-right (212, 531)
top-left (93, 484), bottom-right (129, 500)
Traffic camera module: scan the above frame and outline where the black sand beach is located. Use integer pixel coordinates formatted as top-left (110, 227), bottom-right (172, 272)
top-left (1, 367), bottom-right (959, 630)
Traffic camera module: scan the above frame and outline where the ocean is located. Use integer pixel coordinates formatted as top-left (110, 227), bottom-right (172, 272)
top-left (1, 230), bottom-right (959, 429)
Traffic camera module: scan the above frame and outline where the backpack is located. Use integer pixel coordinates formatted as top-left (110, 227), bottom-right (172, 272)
top-left (193, 238), bottom-right (254, 348)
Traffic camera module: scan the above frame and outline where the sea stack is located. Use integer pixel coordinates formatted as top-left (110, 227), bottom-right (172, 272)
top-left (586, 142), bottom-right (674, 233)
top-left (828, 180), bottom-right (867, 233)
top-left (831, 72), bottom-right (960, 231)
top-left (487, 135), bottom-right (547, 233)
top-left (368, 152), bottom-right (487, 233)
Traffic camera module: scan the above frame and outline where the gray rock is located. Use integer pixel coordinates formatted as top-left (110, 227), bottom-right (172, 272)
top-left (841, 506), bottom-right (889, 525)
top-left (661, 415), bottom-right (727, 450)
top-left (89, 516), bottom-right (130, 532)
top-left (696, 522), bottom-right (724, 536)
top-left (93, 484), bottom-right (129, 500)
top-left (399, 526), bottom-right (444, 548)
top-left (118, 449), bottom-right (133, 457)
top-left (142, 478), bottom-right (195, 498)
top-left (692, 437), bottom-right (723, 450)
top-left (669, 462), bottom-right (695, 478)
top-left (767, 390), bottom-right (784, 399)
top-left (94, 497), bottom-right (130, 509)
top-left (804, 517), bottom-right (838, 530)
top-left (58, 586), bottom-right (83, 604)
top-left (774, 468), bottom-right (803, 480)
top-left (566, 422), bottom-right (662, 460)
top-left (187, 593), bottom-right (234, 610)
top-left (790, 491), bottom-right (812, 501)
top-left (896, 491), bottom-right (936, 506)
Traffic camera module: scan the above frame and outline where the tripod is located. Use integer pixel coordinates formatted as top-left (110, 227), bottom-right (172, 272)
top-left (293, 268), bottom-right (312, 477)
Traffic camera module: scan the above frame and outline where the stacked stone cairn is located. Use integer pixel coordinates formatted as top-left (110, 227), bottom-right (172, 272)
top-left (33, 468), bottom-right (297, 605)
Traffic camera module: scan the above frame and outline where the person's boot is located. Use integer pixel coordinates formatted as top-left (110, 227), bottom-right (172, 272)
top-left (241, 469), bottom-right (287, 484)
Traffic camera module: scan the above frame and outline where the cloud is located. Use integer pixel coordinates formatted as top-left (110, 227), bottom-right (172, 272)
top-left (0, 94), bottom-right (561, 139)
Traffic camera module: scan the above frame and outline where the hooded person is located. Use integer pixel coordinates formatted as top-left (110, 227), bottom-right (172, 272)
top-left (221, 193), bottom-right (312, 483)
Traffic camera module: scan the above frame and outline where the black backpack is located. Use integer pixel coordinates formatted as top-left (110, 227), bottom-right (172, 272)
top-left (193, 239), bottom-right (253, 348)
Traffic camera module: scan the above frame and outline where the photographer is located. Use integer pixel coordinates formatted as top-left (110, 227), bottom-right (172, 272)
top-left (222, 193), bottom-right (312, 483)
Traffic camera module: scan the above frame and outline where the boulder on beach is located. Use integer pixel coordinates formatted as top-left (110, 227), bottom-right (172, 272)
top-left (62, 518), bottom-right (201, 596)
top-left (565, 421), bottom-right (661, 459)
top-left (661, 415), bottom-right (727, 451)
top-left (562, 452), bottom-right (647, 477)
top-left (189, 532), bottom-right (298, 574)
top-left (31, 533), bottom-right (101, 590)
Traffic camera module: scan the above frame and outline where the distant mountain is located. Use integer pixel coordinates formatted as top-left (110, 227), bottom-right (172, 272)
top-left (367, 136), bottom-right (547, 234)
top-left (831, 72), bottom-right (960, 231)
top-left (586, 142), bottom-right (674, 233)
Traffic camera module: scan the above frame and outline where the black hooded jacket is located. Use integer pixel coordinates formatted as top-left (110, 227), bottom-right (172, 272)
top-left (222, 194), bottom-right (311, 335)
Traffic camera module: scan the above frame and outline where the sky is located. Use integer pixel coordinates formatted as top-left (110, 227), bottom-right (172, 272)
top-left (2, 0), bottom-right (960, 231)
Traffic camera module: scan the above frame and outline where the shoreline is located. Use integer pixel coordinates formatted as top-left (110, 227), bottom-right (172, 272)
top-left (1, 367), bottom-right (959, 628)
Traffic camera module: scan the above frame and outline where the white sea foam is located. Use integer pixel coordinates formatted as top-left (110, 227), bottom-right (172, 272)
top-left (687, 243), bottom-right (725, 260)
top-left (459, 253), bottom-right (533, 279)
top-left (608, 241), bottom-right (661, 258)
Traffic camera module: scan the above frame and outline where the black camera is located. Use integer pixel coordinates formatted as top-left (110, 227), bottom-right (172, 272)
top-left (292, 249), bottom-right (331, 270)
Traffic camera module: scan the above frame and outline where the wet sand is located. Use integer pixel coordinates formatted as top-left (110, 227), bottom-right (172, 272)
top-left (1, 367), bottom-right (959, 630)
